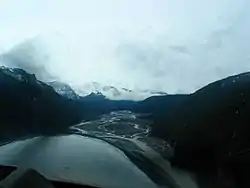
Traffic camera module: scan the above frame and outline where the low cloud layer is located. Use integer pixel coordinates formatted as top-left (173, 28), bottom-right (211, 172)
top-left (0, 38), bottom-right (54, 81)
top-left (1, 0), bottom-right (250, 94)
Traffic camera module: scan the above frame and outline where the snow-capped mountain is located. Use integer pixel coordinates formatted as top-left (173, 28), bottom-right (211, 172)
top-left (72, 82), bottom-right (167, 101)
top-left (47, 81), bottom-right (79, 100)
top-left (45, 81), bottom-right (167, 101)
top-left (0, 66), bottom-right (47, 88)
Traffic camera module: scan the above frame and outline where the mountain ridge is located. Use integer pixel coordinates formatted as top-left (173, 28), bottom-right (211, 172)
top-left (72, 82), bottom-right (167, 101)
top-left (0, 66), bottom-right (85, 141)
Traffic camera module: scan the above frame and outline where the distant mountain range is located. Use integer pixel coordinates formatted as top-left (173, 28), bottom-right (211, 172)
top-left (72, 82), bottom-right (167, 101)
top-left (46, 80), bottom-right (167, 101)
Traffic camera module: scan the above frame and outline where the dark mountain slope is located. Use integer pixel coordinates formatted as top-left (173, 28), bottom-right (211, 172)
top-left (135, 95), bottom-right (189, 113)
top-left (134, 94), bottom-right (189, 122)
top-left (149, 72), bottom-right (250, 187)
top-left (0, 67), bottom-right (83, 140)
top-left (79, 92), bottom-right (137, 120)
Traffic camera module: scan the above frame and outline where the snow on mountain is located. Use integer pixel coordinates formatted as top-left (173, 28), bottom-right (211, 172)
top-left (72, 82), bottom-right (167, 101)
top-left (47, 81), bottom-right (79, 100)
top-left (0, 66), bottom-right (45, 88)
top-left (47, 81), bottom-right (167, 101)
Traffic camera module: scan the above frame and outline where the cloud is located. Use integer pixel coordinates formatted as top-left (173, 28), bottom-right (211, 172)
top-left (0, 0), bottom-right (250, 96)
top-left (168, 45), bottom-right (190, 54)
top-left (0, 38), bottom-right (54, 81)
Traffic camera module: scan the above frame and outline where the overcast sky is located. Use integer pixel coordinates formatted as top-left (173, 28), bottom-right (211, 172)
top-left (0, 0), bottom-right (250, 93)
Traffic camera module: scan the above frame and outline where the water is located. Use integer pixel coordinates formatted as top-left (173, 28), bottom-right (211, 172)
top-left (71, 111), bottom-right (172, 156)
top-left (72, 110), bottom-right (151, 138)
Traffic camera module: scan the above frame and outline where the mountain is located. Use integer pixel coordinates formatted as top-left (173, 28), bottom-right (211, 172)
top-left (79, 92), bottom-right (137, 120)
top-left (134, 94), bottom-right (189, 116)
top-left (46, 82), bottom-right (138, 120)
top-left (46, 81), bottom-right (174, 120)
top-left (0, 66), bottom-right (84, 141)
top-left (47, 81), bottom-right (79, 99)
top-left (147, 72), bottom-right (250, 187)
top-left (72, 82), bottom-right (167, 101)
top-left (47, 81), bottom-right (167, 101)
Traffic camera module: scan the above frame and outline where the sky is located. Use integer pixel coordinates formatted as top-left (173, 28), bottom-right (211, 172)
top-left (0, 0), bottom-right (250, 94)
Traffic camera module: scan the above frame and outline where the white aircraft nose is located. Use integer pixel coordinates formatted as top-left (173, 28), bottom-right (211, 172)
top-left (0, 135), bottom-right (158, 188)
